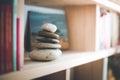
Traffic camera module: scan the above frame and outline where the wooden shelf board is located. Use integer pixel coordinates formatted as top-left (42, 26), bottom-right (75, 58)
top-left (25, 0), bottom-right (120, 13)
top-left (0, 48), bottom-right (115, 80)
top-left (25, 0), bottom-right (94, 6)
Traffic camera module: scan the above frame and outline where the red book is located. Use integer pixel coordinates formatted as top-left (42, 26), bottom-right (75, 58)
top-left (5, 5), bottom-right (13, 73)
top-left (0, 1), bottom-right (14, 74)
top-left (4, 5), bottom-right (8, 73)
top-left (0, 5), bottom-right (2, 74)
top-left (4, 5), bottom-right (7, 73)
top-left (0, 5), bottom-right (5, 74)
top-left (9, 5), bottom-right (13, 73)
top-left (17, 18), bottom-right (20, 70)
top-left (0, 5), bottom-right (13, 74)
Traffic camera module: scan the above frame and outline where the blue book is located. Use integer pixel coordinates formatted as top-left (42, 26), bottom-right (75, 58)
top-left (12, 0), bottom-right (17, 71)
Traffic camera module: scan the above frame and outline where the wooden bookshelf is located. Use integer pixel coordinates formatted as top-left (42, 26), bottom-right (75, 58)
top-left (0, 48), bottom-right (115, 80)
top-left (0, 0), bottom-right (120, 80)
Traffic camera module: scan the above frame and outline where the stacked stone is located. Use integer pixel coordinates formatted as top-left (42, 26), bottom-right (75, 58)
top-left (29, 23), bottom-right (62, 61)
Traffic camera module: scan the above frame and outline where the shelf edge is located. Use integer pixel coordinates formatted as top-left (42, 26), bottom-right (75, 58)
top-left (0, 48), bottom-right (116, 80)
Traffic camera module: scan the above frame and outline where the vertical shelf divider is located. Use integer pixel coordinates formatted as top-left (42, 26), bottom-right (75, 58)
top-left (66, 68), bottom-right (71, 80)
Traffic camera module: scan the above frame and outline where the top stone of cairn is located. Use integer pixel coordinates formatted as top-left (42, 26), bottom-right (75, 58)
top-left (41, 23), bottom-right (57, 33)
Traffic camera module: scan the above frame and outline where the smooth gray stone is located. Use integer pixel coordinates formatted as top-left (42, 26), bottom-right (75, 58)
top-left (37, 31), bottom-right (59, 39)
top-left (29, 49), bottom-right (62, 60)
top-left (41, 23), bottom-right (57, 33)
top-left (36, 36), bottom-right (59, 43)
top-left (36, 42), bottom-right (61, 49)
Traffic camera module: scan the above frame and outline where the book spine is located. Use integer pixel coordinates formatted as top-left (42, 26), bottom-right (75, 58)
top-left (5, 5), bottom-right (9, 73)
top-left (97, 9), bottom-right (112, 50)
top-left (24, 14), bottom-right (31, 51)
top-left (0, 0), bottom-right (14, 74)
top-left (0, 5), bottom-right (5, 74)
top-left (12, 0), bottom-right (17, 71)
top-left (5, 5), bottom-right (13, 73)
top-left (9, 5), bottom-right (13, 73)
top-left (17, 18), bottom-right (20, 70)
top-left (0, 4), bottom-right (2, 74)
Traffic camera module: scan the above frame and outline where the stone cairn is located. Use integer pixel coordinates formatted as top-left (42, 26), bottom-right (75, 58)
top-left (29, 23), bottom-right (62, 61)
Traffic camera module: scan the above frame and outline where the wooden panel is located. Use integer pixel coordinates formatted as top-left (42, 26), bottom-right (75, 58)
top-left (34, 70), bottom-right (65, 80)
top-left (92, 59), bottom-right (103, 80)
top-left (65, 5), bottom-right (103, 80)
top-left (74, 63), bottom-right (92, 80)
top-left (65, 5), bottom-right (96, 51)
top-left (74, 59), bottom-right (103, 80)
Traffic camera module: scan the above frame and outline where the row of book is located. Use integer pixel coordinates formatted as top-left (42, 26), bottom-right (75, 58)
top-left (0, 0), bottom-right (20, 75)
top-left (96, 8), bottom-right (119, 50)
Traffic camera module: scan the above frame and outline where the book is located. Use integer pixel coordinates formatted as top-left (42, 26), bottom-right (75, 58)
top-left (0, 0), bottom-right (14, 74)
top-left (0, 4), bottom-right (2, 74)
top-left (96, 9), bottom-right (112, 50)
top-left (12, 0), bottom-right (17, 71)
top-left (17, 18), bottom-right (20, 70)
top-left (5, 4), bottom-right (13, 73)
top-left (0, 5), bottom-right (6, 74)
top-left (111, 13), bottom-right (119, 47)
top-left (17, 0), bottom-right (24, 68)
top-left (5, 5), bottom-right (10, 73)
top-left (103, 11), bottom-right (112, 49)
top-left (24, 14), bottom-right (31, 51)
